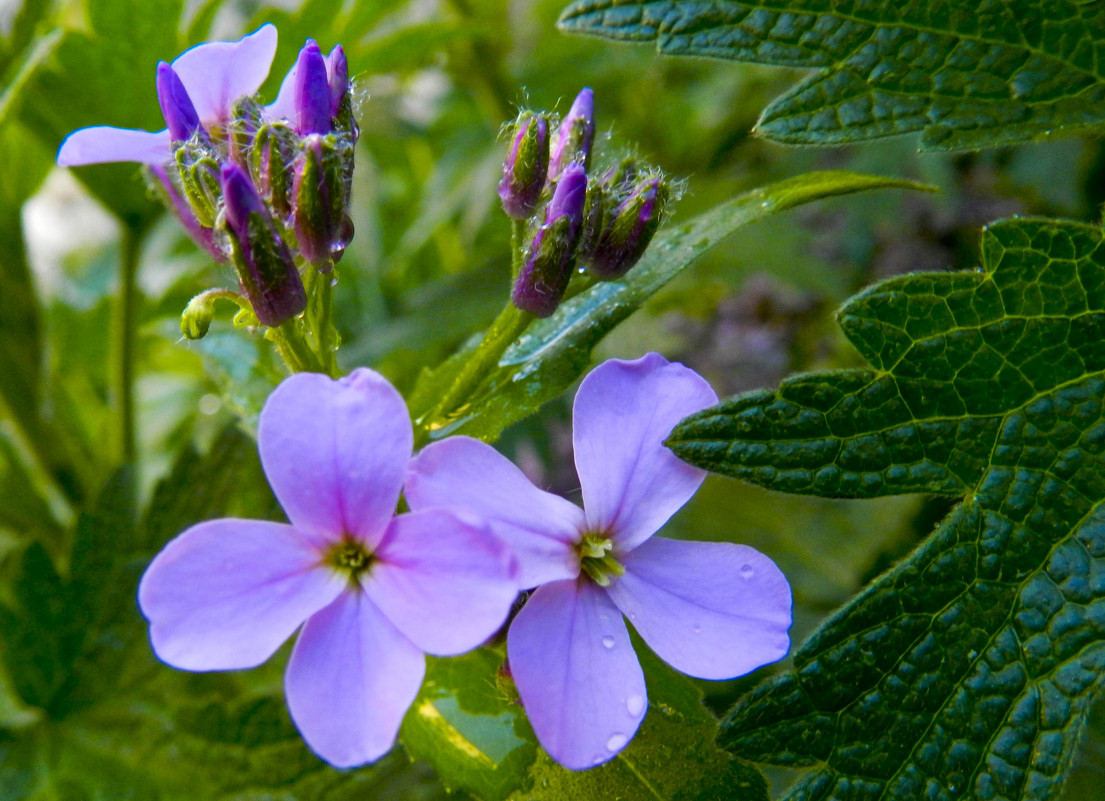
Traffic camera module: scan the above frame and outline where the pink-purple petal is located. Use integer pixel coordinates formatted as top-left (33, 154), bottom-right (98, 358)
top-left (606, 537), bottom-right (792, 680)
top-left (285, 590), bottom-right (425, 768)
top-left (137, 519), bottom-right (344, 671)
top-left (56, 126), bottom-right (172, 166)
top-left (406, 437), bottom-right (582, 587)
top-left (507, 579), bottom-right (647, 770)
top-left (259, 369), bottom-right (412, 547)
top-left (172, 23), bottom-right (278, 125)
top-left (574, 354), bottom-right (717, 551)
top-left (364, 509), bottom-right (518, 655)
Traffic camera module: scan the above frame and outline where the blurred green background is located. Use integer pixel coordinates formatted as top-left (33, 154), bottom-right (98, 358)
top-left (2, 0), bottom-right (1104, 797)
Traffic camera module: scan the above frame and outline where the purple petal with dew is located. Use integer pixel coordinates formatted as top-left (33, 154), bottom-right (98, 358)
top-left (507, 579), bottom-right (646, 770)
top-left (326, 45), bottom-right (348, 119)
top-left (259, 368), bottom-right (412, 547)
top-left (574, 353), bottom-right (717, 551)
top-left (364, 508), bottom-right (518, 655)
top-left (286, 590), bottom-right (425, 768)
top-left (137, 519), bottom-right (345, 671)
top-left (56, 126), bottom-right (171, 167)
top-left (172, 23), bottom-right (278, 125)
top-left (607, 537), bottom-right (792, 680)
top-left (406, 436), bottom-right (582, 588)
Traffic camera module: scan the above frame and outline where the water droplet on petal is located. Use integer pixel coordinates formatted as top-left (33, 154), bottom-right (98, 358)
top-left (692, 624), bottom-right (702, 634)
top-left (606, 733), bottom-right (628, 752)
top-left (601, 635), bottom-right (615, 649)
top-left (740, 564), bottom-right (755, 579)
top-left (626, 695), bottom-right (645, 716)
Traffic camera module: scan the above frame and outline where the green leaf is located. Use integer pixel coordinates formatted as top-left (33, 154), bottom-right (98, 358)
top-left (669, 216), bottom-right (1105, 800)
top-left (401, 649), bottom-right (537, 801)
top-left (17, 0), bottom-right (183, 225)
top-left (515, 647), bottom-right (768, 801)
top-left (557, 0), bottom-right (1105, 150)
top-left (414, 171), bottom-right (931, 443)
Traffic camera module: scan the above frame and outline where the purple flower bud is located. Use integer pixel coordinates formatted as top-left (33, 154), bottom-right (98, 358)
top-left (498, 112), bottom-right (550, 219)
top-left (292, 134), bottom-right (350, 269)
top-left (327, 45), bottom-right (349, 120)
top-left (512, 163), bottom-right (588, 317)
top-left (547, 88), bottom-right (594, 182)
top-left (294, 40), bottom-right (333, 135)
top-left (220, 164), bottom-right (306, 326)
top-left (586, 175), bottom-right (669, 280)
top-left (156, 62), bottom-right (203, 142)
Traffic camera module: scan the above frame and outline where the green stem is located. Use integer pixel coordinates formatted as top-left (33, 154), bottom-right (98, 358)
top-left (113, 227), bottom-right (140, 465)
top-left (314, 269), bottom-right (338, 377)
top-left (417, 301), bottom-right (532, 445)
top-left (268, 320), bottom-right (319, 374)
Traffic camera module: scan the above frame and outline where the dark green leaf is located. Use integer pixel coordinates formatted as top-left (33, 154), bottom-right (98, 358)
top-left (670, 217), bottom-right (1105, 800)
top-left (557, 0), bottom-right (1105, 150)
top-left (414, 171), bottom-right (931, 443)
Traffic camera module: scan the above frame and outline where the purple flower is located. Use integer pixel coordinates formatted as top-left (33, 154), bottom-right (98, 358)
top-left (406, 354), bottom-right (792, 769)
top-left (267, 40), bottom-right (350, 134)
top-left (57, 25), bottom-right (278, 166)
top-left (138, 369), bottom-right (519, 768)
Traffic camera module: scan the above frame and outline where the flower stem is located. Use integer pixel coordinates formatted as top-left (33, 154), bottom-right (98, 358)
top-left (417, 300), bottom-right (532, 445)
top-left (313, 268), bottom-right (338, 377)
top-left (112, 227), bottom-right (141, 465)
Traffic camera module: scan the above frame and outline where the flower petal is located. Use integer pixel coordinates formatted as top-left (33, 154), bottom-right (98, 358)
top-left (364, 509), bottom-right (518, 654)
top-left (172, 23), bottom-right (278, 124)
top-left (606, 537), bottom-right (792, 680)
top-left (507, 579), bottom-right (647, 770)
top-left (406, 437), bottom-right (583, 587)
top-left (259, 368), bottom-right (412, 547)
top-left (137, 519), bottom-right (344, 671)
top-left (56, 126), bottom-right (171, 166)
top-left (285, 590), bottom-right (425, 768)
top-left (574, 353), bottom-right (717, 550)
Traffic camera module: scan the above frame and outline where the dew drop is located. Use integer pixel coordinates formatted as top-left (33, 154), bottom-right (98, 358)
top-left (740, 564), bottom-right (755, 579)
top-left (606, 733), bottom-right (628, 752)
top-left (692, 624), bottom-right (702, 634)
top-left (626, 695), bottom-right (645, 716)
top-left (601, 635), bottom-right (616, 649)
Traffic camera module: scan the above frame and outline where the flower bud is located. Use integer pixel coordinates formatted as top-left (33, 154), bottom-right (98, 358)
top-left (547, 88), bottom-right (594, 182)
top-left (251, 122), bottom-right (297, 217)
top-left (156, 62), bottom-right (204, 142)
top-left (176, 148), bottom-right (221, 228)
top-left (228, 96), bottom-right (264, 168)
top-left (294, 40), bottom-right (332, 135)
top-left (498, 112), bottom-right (550, 219)
top-left (512, 163), bottom-right (587, 317)
top-left (327, 45), bottom-right (349, 121)
top-left (180, 291), bottom-right (218, 340)
top-left (291, 134), bottom-right (351, 269)
top-left (219, 164), bottom-right (306, 327)
top-left (585, 175), bottom-right (669, 280)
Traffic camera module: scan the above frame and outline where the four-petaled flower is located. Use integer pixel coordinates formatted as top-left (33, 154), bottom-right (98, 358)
top-left (406, 353), bottom-right (793, 769)
top-left (57, 24), bottom-right (279, 167)
top-left (138, 368), bottom-right (518, 768)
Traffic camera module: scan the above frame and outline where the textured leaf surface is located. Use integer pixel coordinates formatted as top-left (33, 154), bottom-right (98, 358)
top-left (669, 217), bottom-right (1105, 800)
top-left (558, 0), bottom-right (1105, 150)
top-left (412, 171), bottom-right (930, 443)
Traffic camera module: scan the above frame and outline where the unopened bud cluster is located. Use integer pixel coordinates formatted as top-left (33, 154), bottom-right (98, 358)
top-left (153, 39), bottom-right (358, 332)
top-left (498, 88), bottom-right (670, 318)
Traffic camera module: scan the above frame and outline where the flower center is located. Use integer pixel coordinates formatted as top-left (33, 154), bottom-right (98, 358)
top-left (576, 533), bottom-right (625, 587)
top-left (326, 539), bottom-right (374, 586)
